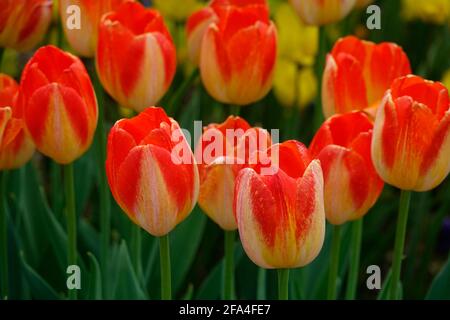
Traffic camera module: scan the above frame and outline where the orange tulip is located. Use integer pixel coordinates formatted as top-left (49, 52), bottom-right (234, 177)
top-left (18, 45), bottom-right (98, 164)
top-left (309, 112), bottom-right (383, 225)
top-left (96, 2), bottom-right (176, 112)
top-left (289, 0), bottom-right (356, 25)
top-left (106, 107), bottom-right (199, 236)
top-left (372, 75), bottom-right (450, 191)
top-left (322, 36), bottom-right (411, 118)
top-left (195, 116), bottom-right (272, 230)
top-left (196, 0), bottom-right (277, 105)
top-left (0, 0), bottom-right (52, 51)
top-left (0, 74), bottom-right (34, 169)
top-left (60, 0), bottom-right (133, 57)
top-left (234, 140), bottom-right (325, 268)
top-left (186, 0), bottom-right (267, 65)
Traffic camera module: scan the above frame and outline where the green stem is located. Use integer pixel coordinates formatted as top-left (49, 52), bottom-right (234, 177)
top-left (223, 230), bottom-right (235, 300)
top-left (167, 68), bottom-right (199, 116)
top-left (131, 225), bottom-right (142, 281)
top-left (257, 268), bottom-right (267, 300)
top-left (345, 218), bottom-right (363, 300)
top-left (64, 163), bottom-right (77, 300)
top-left (230, 105), bottom-right (240, 116)
top-left (159, 234), bottom-right (172, 300)
top-left (277, 269), bottom-right (289, 300)
top-left (92, 66), bottom-right (111, 292)
top-left (327, 224), bottom-right (342, 300)
top-left (389, 190), bottom-right (411, 300)
top-left (0, 171), bottom-right (9, 299)
top-left (314, 26), bottom-right (327, 130)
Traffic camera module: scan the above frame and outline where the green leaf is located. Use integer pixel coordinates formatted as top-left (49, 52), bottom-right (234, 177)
top-left (20, 252), bottom-right (59, 300)
top-left (111, 241), bottom-right (147, 300)
top-left (86, 252), bottom-right (102, 300)
top-left (426, 256), bottom-right (450, 300)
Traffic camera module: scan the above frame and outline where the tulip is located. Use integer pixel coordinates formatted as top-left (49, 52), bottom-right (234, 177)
top-left (186, 0), bottom-right (267, 66)
top-left (0, 74), bottom-right (34, 169)
top-left (196, 116), bottom-right (272, 230)
top-left (289, 0), bottom-right (356, 25)
top-left (106, 106), bottom-right (199, 236)
top-left (195, 115), bottom-right (272, 299)
top-left (197, 0), bottom-right (277, 105)
top-left (310, 111), bottom-right (383, 300)
top-left (60, 0), bottom-right (133, 57)
top-left (18, 45), bottom-right (98, 164)
top-left (372, 75), bottom-right (450, 191)
top-left (106, 107), bottom-right (199, 299)
top-left (235, 140), bottom-right (325, 299)
top-left (322, 36), bottom-right (411, 118)
top-left (309, 112), bottom-right (383, 224)
top-left (0, 0), bottom-right (52, 52)
top-left (371, 75), bottom-right (450, 299)
top-left (18, 45), bottom-right (97, 300)
top-left (96, 2), bottom-right (176, 112)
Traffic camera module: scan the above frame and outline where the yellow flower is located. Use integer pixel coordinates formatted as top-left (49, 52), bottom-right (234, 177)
top-left (275, 3), bottom-right (318, 66)
top-left (273, 58), bottom-right (318, 110)
top-left (443, 69), bottom-right (450, 90)
top-left (402, 0), bottom-right (450, 24)
top-left (153, 0), bottom-right (202, 21)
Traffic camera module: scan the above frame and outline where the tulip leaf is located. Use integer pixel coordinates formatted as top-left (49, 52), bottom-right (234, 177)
top-left (196, 246), bottom-right (244, 299)
top-left (14, 164), bottom-right (50, 267)
top-left (171, 207), bottom-right (207, 294)
top-left (86, 252), bottom-right (102, 300)
top-left (20, 252), bottom-right (59, 300)
top-left (111, 241), bottom-right (147, 300)
top-left (426, 256), bottom-right (450, 300)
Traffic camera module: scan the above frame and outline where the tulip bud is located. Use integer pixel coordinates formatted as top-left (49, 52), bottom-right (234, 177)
top-left (106, 107), bottom-right (199, 237)
top-left (235, 140), bottom-right (325, 269)
top-left (0, 74), bottom-right (35, 169)
top-left (60, 0), bottom-right (133, 57)
top-left (322, 36), bottom-right (411, 118)
top-left (96, 2), bottom-right (176, 112)
top-left (18, 45), bottom-right (98, 164)
top-left (195, 116), bottom-right (272, 230)
top-left (372, 75), bottom-right (450, 191)
top-left (309, 112), bottom-right (383, 225)
top-left (197, 0), bottom-right (277, 105)
top-left (0, 0), bottom-right (52, 52)
top-left (289, 0), bottom-right (356, 25)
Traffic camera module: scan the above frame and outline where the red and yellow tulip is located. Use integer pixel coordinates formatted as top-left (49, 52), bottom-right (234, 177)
top-left (0, 0), bottom-right (52, 51)
top-left (309, 112), bottom-right (383, 225)
top-left (18, 45), bottom-right (98, 164)
top-left (0, 74), bottom-right (35, 169)
top-left (195, 116), bottom-right (272, 231)
top-left (371, 75), bottom-right (450, 191)
top-left (96, 2), bottom-right (176, 112)
top-left (322, 36), bottom-right (411, 118)
top-left (60, 0), bottom-right (133, 57)
top-left (289, 0), bottom-right (356, 25)
top-left (234, 140), bottom-right (325, 268)
top-left (191, 0), bottom-right (277, 105)
top-left (106, 107), bottom-right (199, 237)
